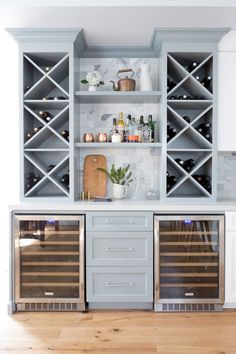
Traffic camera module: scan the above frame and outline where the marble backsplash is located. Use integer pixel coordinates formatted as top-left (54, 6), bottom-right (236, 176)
top-left (217, 152), bottom-right (236, 199)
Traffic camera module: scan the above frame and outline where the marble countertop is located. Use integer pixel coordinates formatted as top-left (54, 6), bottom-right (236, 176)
top-left (9, 199), bottom-right (236, 213)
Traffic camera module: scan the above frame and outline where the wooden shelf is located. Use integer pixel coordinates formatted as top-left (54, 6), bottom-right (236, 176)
top-left (75, 90), bottom-right (162, 104)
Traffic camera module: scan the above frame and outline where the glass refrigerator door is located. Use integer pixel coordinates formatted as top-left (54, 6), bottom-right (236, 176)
top-left (15, 215), bottom-right (84, 302)
top-left (156, 216), bottom-right (224, 301)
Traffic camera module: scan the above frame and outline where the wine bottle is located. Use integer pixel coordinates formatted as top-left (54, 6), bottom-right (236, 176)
top-left (196, 123), bottom-right (211, 133)
top-left (169, 95), bottom-right (178, 100)
top-left (167, 126), bottom-right (177, 142)
top-left (124, 114), bottom-right (131, 142)
top-left (167, 173), bottom-right (177, 192)
top-left (167, 77), bottom-right (176, 92)
top-left (182, 116), bottom-right (191, 124)
top-left (39, 111), bottom-right (52, 123)
top-left (61, 173), bottom-right (69, 186)
top-left (47, 164), bottom-right (55, 172)
top-left (187, 61), bottom-right (198, 72)
top-left (201, 75), bottom-right (212, 89)
top-left (148, 115), bottom-right (155, 142)
top-left (117, 112), bottom-right (125, 142)
top-left (183, 159), bottom-right (195, 172)
top-left (33, 126), bottom-right (43, 134)
top-left (138, 115), bottom-right (145, 143)
top-left (175, 158), bottom-right (184, 167)
top-left (61, 130), bottom-right (69, 141)
top-left (26, 132), bottom-right (32, 140)
top-left (26, 172), bottom-right (38, 180)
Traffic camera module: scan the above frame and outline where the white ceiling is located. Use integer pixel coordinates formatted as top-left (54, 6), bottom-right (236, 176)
top-left (1, 4), bottom-right (236, 46)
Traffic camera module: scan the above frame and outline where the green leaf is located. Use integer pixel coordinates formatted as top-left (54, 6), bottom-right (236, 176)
top-left (80, 79), bottom-right (88, 84)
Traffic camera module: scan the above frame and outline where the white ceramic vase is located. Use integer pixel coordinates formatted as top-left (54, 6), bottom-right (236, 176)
top-left (112, 183), bottom-right (128, 199)
top-left (88, 85), bottom-right (97, 91)
top-left (139, 63), bottom-right (153, 91)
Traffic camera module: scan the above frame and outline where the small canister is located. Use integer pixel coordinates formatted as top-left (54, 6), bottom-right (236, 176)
top-left (83, 133), bottom-right (94, 143)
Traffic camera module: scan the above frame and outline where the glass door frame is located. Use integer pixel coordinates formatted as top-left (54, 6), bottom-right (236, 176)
top-left (154, 214), bottom-right (224, 304)
top-left (14, 214), bottom-right (85, 304)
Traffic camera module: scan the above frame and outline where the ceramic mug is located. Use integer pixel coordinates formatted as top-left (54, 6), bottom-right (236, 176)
top-left (112, 183), bottom-right (127, 199)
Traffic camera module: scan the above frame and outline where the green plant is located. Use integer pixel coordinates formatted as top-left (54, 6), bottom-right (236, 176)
top-left (97, 164), bottom-right (133, 185)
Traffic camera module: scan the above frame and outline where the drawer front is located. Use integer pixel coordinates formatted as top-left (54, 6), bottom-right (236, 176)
top-left (86, 267), bottom-right (153, 302)
top-left (226, 212), bottom-right (236, 230)
top-left (86, 231), bottom-right (153, 266)
top-left (86, 212), bottom-right (153, 231)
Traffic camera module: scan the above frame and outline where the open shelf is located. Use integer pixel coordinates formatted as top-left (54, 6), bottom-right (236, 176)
top-left (75, 142), bottom-right (161, 149)
top-left (75, 91), bottom-right (162, 104)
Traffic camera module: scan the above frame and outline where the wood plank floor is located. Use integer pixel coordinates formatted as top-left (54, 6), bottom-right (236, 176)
top-left (0, 310), bottom-right (236, 354)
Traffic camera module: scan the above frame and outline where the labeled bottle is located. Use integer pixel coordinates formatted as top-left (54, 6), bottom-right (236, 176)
top-left (39, 111), bottom-right (52, 123)
top-left (61, 130), bottom-right (69, 141)
top-left (124, 114), bottom-right (131, 142)
top-left (128, 117), bottom-right (138, 143)
top-left (117, 112), bottom-right (125, 142)
top-left (148, 115), bottom-right (155, 142)
top-left (187, 61), bottom-right (198, 72)
top-left (201, 76), bottom-right (212, 90)
top-left (111, 118), bottom-right (121, 143)
top-left (138, 115), bottom-right (145, 142)
top-left (142, 117), bottom-right (151, 143)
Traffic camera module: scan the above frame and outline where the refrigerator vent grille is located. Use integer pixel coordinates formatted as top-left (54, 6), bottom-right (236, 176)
top-left (16, 302), bottom-right (83, 312)
top-left (155, 303), bottom-right (223, 312)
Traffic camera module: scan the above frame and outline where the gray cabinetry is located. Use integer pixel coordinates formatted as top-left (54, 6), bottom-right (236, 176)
top-left (86, 212), bottom-right (153, 309)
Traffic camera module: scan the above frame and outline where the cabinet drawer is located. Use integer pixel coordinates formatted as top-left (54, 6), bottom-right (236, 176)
top-left (86, 232), bottom-right (153, 266)
top-left (226, 212), bottom-right (236, 230)
top-left (86, 212), bottom-right (153, 231)
top-left (86, 267), bottom-right (153, 302)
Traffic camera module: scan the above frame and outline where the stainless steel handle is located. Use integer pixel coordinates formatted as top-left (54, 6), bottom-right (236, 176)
top-left (105, 218), bottom-right (134, 224)
top-left (105, 282), bottom-right (136, 287)
top-left (105, 246), bottom-right (134, 252)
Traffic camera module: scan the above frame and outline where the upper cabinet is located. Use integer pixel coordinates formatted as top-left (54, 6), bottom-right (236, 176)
top-left (218, 31), bottom-right (236, 151)
top-left (8, 28), bottom-right (228, 202)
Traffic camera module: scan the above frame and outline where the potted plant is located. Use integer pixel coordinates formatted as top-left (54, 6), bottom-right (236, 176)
top-left (98, 164), bottom-right (133, 199)
top-left (80, 71), bottom-right (104, 91)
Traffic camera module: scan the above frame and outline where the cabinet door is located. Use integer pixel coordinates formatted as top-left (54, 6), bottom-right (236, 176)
top-left (218, 52), bottom-right (236, 151)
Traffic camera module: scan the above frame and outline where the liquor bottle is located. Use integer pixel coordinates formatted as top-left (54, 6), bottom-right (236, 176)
top-left (187, 61), bottom-right (198, 72)
top-left (201, 76), bottom-right (212, 90)
top-left (39, 111), bottom-right (52, 123)
top-left (61, 173), bottom-right (69, 187)
top-left (111, 118), bottom-right (121, 143)
top-left (182, 116), bottom-right (191, 123)
top-left (138, 115), bottom-right (145, 142)
top-left (148, 115), bottom-right (155, 142)
top-left (128, 117), bottom-right (138, 143)
top-left (183, 159), bottom-right (195, 172)
top-left (61, 130), bottom-right (69, 141)
top-left (124, 114), bottom-right (131, 142)
top-left (117, 112), bottom-right (125, 142)
top-left (142, 117), bottom-right (151, 143)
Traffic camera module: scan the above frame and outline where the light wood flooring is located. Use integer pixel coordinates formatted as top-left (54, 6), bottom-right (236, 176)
top-left (0, 310), bottom-right (236, 354)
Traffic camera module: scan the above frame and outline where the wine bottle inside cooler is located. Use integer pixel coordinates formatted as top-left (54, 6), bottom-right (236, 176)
top-left (39, 111), bottom-right (52, 123)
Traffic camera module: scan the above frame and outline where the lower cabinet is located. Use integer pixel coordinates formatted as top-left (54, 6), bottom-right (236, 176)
top-left (86, 212), bottom-right (153, 309)
top-left (224, 212), bottom-right (236, 308)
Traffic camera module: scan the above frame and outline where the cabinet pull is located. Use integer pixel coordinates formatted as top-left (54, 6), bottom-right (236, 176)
top-left (184, 292), bottom-right (195, 297)
top-left (105, 246), bottom-right (134, 252)
top-left (105, 218), bottom-right (134, 224)
top-left (105, 282), bottom-right (136, 287)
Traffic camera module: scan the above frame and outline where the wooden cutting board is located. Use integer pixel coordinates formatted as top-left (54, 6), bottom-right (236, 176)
top-left (83, 155), bottom-right (107, 198)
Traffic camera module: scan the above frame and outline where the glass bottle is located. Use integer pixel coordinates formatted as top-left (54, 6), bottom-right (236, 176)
top-left (117, 112), bottom-right (125, 142)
